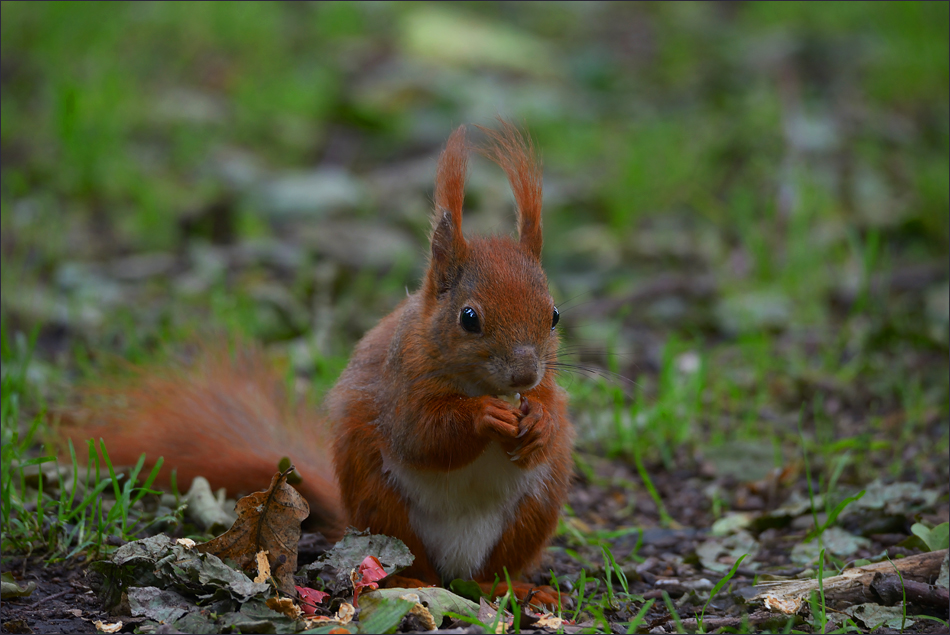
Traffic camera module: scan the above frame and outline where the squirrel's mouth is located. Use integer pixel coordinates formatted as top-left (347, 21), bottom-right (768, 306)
top-left (506, 366), bottom-right (543, 394)
top-left (481, 358), bottom-right (544, 397)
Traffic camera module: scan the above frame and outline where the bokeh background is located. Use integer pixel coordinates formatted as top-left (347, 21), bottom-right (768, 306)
top-left (2, 2), bottom-right (948, 483)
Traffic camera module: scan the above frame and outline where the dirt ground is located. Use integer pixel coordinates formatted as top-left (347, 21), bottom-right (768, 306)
top-left (3, 454), bottom-right (947, 634)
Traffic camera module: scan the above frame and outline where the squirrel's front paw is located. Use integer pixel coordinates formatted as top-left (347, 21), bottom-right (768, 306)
top-left (507, 398), bottom-right (555, 468)
top-left (474, 397), bottom-right (522, 447)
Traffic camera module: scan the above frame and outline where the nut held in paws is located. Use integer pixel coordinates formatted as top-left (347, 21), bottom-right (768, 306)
top-left (497, 393), bottom-right (521, 406)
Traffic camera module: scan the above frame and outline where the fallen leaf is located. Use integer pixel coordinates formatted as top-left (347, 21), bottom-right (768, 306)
top-left (357, 594), bottom-right (417, 633)
top-left (710, 512), bottom-right (755, 536)
top-left (845, 479), bottom-right (941, 518)
top-left (351, 555), bottom-right (387, 606)
top-left (536, 614), bottom-right (563, 628)
top-left (696, 530), bottom-right (760, 572)
top-left (217, 599), bottom-right (302, 632)
top-left (763, 593), bottom-right (802, 614)
top-left (92, 534), bottom-right (269, 609)
top-left (1, 573), bottom-right (36, 599)
top-left (265, 595), bottom-right (301, 619)
top-left (197, 467), bottom-right (309, 595)
top-left (336, 602), bottom-right (355, 624)
top-left (362, 587), bottom-right (479, 625)
top-left (911, 522), bottom-right (949, 552)
top-left (790, 527), bottom-right (870, 564)
top-left (254, 550), bottom-right (271, 584)
top-left (295, 585), bottom-right (329, 615)
top-left (128, 586), bottom-right (193, 624)
top-left (303, 528), bottom-right (413, 594)
top-left (93, 620), bottom-right (123, 633)
top-left (357, 589), bottom-right (438, 631)
top-left (846, 603), bottom-right (915, 630)
top-left (359, 554), bottom-right (388, 583)
top-left (184, 476), bottom-right (236, 531)
top-left (408, 599), bottom-right (438, 631)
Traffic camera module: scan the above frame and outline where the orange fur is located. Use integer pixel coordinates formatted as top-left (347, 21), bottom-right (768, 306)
top-left (477, 118), bottom-right (544, 259)
top-left (63, 122), bottom-right (573, 597)
top-left (433, 124), bottom-right (468, 232)
top-left (61, 344), bottom-right (344, 539)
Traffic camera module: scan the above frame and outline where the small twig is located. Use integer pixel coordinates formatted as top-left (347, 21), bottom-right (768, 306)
top-left (677, 610), bottom-right (790, 631)
top-left (31, 588), bottom-right (72, 606)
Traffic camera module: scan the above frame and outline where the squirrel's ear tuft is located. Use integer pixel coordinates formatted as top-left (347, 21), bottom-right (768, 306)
top-left (477, 118), bottom-right (543, 260)
top-left (427, 126), bottom-right (469, 294)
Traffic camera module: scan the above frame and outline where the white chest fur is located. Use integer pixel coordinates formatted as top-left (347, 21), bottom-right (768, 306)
top-left (386, 442), bottom-right (549, 581)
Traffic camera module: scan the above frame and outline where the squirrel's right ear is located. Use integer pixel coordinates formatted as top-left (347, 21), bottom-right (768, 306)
top-left (427, 126), bottom-right (469, 294)
top-left (477, 119), bottom-right (543, 261)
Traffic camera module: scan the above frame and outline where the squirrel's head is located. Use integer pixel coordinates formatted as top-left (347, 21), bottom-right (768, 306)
top-left (421, 121), bottom-right (558, 397)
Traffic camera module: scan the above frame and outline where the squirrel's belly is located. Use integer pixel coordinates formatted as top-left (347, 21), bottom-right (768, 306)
top-left (386, 442), bottom-right (550, 581)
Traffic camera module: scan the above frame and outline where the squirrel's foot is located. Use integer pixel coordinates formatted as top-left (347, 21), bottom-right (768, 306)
top-left (478, 580), bottom-right (564, 611)
top-left (382, 575), bottom-right (437, 589)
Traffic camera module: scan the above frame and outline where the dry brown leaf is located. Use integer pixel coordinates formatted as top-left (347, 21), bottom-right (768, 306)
top-left (408, 601), bottom-right (438, 630)
top-left (336, 602), bottom-right (355, 624)
top-left (762, 594), bottom-right (802, 614)
top-left (254, 550), bottom-right (271, 584)
top-left (93, 620), bottom-right (123, 633)
top-left (535, 614), bottom-right (563, 628)
top-left (302, 601), bottom-right (355, 630)
top-left (197, 467), bottom-right (309, 595)
top-left (266, 595), bottom-right (302, 619)
top-left (392, 592), bottom-right (437, 630)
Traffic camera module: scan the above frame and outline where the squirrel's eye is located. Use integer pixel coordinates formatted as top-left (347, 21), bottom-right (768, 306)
top-left (460, 307), bottom-right (481, 333)
top-left (551, 307), bottom-right (560, 330)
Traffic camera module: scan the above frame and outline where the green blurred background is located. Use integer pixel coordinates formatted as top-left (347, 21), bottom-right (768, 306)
top-left (1, 2), bottom-right (947, 477)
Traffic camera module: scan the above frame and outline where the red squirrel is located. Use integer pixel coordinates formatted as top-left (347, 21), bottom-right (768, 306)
top-left (64, 121), bottom-right (574, 604)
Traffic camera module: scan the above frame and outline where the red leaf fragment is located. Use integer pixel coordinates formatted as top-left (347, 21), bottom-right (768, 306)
top-left (359, 555), bottom-right (388, 584)
top-left (351, 555), bottom-right (387, 607)
top-left (295, 585), bottom-right (329, 615)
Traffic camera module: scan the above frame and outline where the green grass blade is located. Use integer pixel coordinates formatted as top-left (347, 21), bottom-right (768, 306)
top-left (626, 598), bottom-right (655, 634)
top-left (700, 553), bottom-right (746, 629)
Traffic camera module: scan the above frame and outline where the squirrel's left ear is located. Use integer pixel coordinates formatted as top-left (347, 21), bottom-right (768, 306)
top-left (478, 119), bottom-right (543, 261)
top-left (427, 126), bottom-right (469, 294)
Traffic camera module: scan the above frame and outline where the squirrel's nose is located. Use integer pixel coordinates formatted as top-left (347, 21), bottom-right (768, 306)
top-left (509, 346), bottom-right (540, 389)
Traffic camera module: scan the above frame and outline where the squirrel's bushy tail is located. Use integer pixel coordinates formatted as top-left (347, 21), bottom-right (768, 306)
top-left (58, 343), bottom-right (344, 539)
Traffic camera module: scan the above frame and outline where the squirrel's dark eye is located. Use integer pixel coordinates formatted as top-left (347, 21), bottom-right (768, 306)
top-left (552, 307), bottom-right (560, 330)
top-left (460, 307), bottom-right (481, 333)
